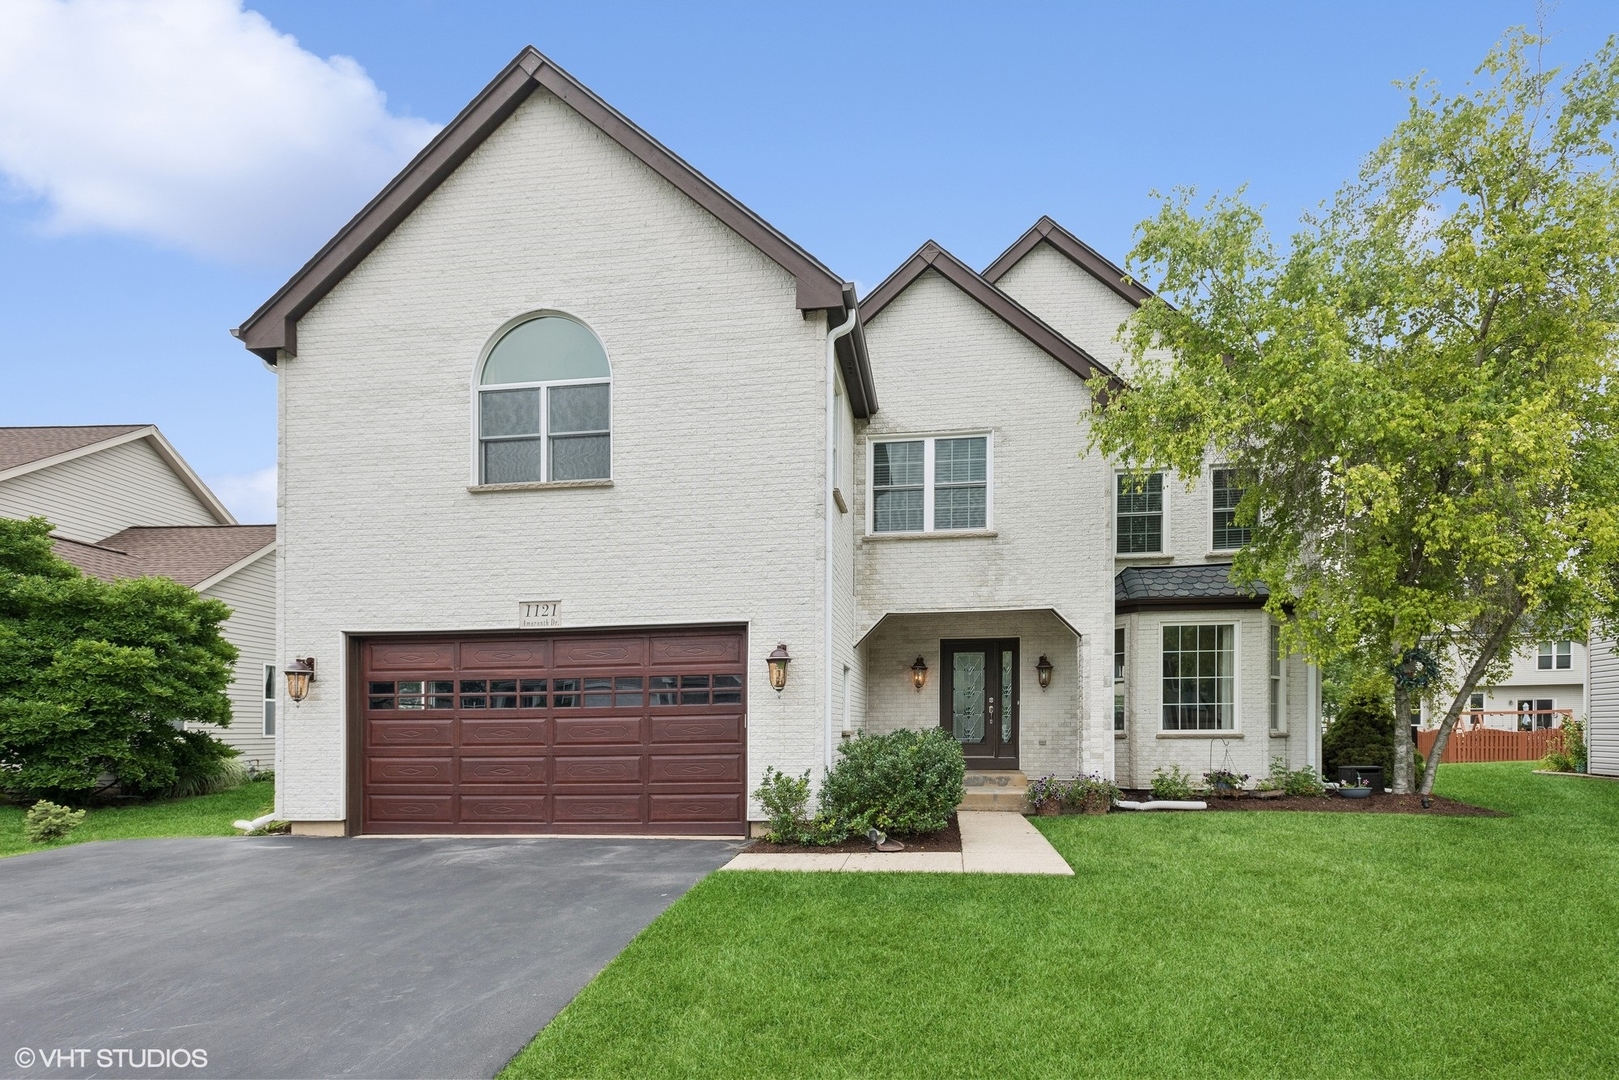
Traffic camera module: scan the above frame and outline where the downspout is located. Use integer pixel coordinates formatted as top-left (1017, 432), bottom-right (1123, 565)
top-left (825, 297), bottom-right (859, 775)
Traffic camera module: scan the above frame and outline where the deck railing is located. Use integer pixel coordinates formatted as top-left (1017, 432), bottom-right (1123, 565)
top-left (1417, 715), bottom-right (1569, 764)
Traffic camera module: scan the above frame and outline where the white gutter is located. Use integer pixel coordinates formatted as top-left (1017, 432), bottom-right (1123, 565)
top-left (825, 298), bottom-right (859, 775)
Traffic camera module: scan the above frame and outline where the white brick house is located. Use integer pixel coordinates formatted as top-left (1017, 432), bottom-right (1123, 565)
top-left (235, 48), bottom-right (1321, 836)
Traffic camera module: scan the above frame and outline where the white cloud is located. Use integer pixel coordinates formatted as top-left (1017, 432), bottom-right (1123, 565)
top-left (0, 0), bottom-right (440, 263)
top-left (207, 465), bottom-right (276, 523)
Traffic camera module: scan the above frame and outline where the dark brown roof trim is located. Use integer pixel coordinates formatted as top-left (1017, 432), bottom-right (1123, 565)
top-left (859, 241), bottom-right (1121, 388)
top-left (982, 215), bottom-right (1154, 308)
top-left (234, 47), bottom-right (852, 364)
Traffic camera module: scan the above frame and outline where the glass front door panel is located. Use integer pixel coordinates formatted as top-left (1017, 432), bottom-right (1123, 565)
top-left (952, 651), bottom-right (987, 743)
top-left (1001, 651), bottom-right (1013, 742)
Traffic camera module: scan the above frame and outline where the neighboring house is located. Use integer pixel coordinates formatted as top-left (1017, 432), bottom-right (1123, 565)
top-left (231, 47), bottom-right (1322, 837)
top-left (1419, 641), bottom-right (1586, 733)
top-left (1585, 639), bottom-right (1618, 777)
top-left (0, 425), bottom-right (277, 768)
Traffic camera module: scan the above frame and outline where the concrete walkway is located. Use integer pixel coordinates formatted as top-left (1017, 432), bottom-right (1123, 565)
top-left (719, 811), bottom-right (1073, 875)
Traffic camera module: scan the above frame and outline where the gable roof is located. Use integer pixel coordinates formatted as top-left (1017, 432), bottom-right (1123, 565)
top-left (982, 216), bottom-right (1154, 308)
top-left (0, 425), bottom-right (237, 525)
top-left (1114, 562), bottom-right (1269, 614)
top-left (232, 46), bottom-right (875, 415)
top-left (59, 525), bottom-right (276, 588)
top-left (858, 241), bottom-right (1121, 388)
top-left (0, 425), bottom-right (145, 472)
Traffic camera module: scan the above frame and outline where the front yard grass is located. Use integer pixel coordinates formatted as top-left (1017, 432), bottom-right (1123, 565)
top-left (0, 779), bottom-right (275, 858)
top-left (503, 764), bottom-right (1619, 1079)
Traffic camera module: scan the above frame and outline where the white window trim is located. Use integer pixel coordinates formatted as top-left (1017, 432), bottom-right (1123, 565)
top-left (1210, 464), bottom-right (1249, 553)
top-left (1114, 623), bottom-right (1127, 736)
top-left (468, 311), bottom-right (615, 487)
top-left (1268, 620), bottom-right (1286, 734)
top-left (865, 431), bottom-right (994, 536)
top-left (1114, 468), bottom-right (1168, 556)
top-left (262, 663), bottom-right (278, 738)
top-left (1157, 620), bottom-right (1241, 733)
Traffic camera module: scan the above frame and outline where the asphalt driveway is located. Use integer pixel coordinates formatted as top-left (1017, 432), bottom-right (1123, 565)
top-left (0, 835), bottom-right (741, 1079)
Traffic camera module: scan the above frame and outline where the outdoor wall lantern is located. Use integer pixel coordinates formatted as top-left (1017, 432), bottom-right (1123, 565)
top-left (283, 657), bottom-right (316, 703)
top-left (766, 643), bottom-right (792, 692)
top-left (1035, 654), bottom-right (1054, 690)
top-left (910, 656), bottom-right (929, 692)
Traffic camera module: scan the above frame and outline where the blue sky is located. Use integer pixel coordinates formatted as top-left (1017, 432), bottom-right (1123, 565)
top-left (0, 1), bottom-right (1611, 522)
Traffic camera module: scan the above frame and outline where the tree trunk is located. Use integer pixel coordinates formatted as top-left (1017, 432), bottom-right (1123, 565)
top-left (1392, 682), bottom-right (1415, 794)
top-left (1418, 605), bottom-right (1526, 795)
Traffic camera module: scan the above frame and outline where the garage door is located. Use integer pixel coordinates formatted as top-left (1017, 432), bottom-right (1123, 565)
top-left (358, 627), bottom-right (746, 835)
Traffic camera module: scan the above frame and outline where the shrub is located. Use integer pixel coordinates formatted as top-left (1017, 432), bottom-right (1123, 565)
top-left (0, 517), bottom-right (239, 801)
top-left (24, 799), bottom-right (85, 843)
top-left (754, 767), bottom-right (812, 841)
top-left (1560, 718), bottom-right (1588, 771)
top-left (1261, 756), bottom-right (1327, 797)
top-left (1323, 687), bottom-right (1397, 779)
top-left (820, 728), bottom-right (966, 835)
top-left (1150, 764), bottom-right (1198, 800)
top-left (133, 732), bottom-right (244, 799)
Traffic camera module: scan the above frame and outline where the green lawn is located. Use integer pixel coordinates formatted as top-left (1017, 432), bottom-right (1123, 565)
top-left (503, 764), bottom-right (1619, 1079)
top-left (0, 779), bottom-right (275, 858)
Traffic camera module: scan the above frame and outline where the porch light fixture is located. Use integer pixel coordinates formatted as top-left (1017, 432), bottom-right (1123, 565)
top-left (1035, 654), bottom-right (1054, 690)
top-left (283, 657), bottom-right (316, 703)
top-left (910, 656), bottom-right (928, 692)
top-left (766, 643), bottom-right (792, 692)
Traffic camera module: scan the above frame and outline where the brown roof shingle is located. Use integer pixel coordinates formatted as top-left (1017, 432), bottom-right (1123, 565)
top-left (0, 425), bottom-right (147, 472)
top-left (54, 525), bottom-right (276, 586)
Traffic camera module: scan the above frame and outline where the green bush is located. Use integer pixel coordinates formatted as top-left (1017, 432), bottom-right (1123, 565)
top-left (754, 766), bottom-right (813, 841)
top-left (1323, 687), bottom-right (1397, 779)
top-left (1150, 764), bottom-right (1198, 800)
top-left (820, 728), bottom-right (965, 835)
top-left (24, 799), bottom-right (85, 843)
top-left (145, 736), bottom-right (245, 799)
top-left (0, 517), bottom-right (239, 801)
top-left (1261, 756), bottom-right (1327, 797)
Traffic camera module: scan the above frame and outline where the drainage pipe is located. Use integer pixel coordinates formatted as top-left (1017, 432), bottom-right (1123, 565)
top-left (233, 812), bottom-right (277, 833)
top-left (824, 297), bottom-right (859, 775)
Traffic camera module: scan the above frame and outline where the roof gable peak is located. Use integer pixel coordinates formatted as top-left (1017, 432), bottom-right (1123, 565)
top-left (983, 216), bottom-right (1154, 308)
top-left (859, 240), bottom-right (1120, 389)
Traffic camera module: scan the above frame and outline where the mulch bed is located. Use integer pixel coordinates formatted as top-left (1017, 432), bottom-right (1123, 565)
top-left (1117, 790), bottom-right (1502, 817)
top-left (744, 813), bottom-right (963, 854)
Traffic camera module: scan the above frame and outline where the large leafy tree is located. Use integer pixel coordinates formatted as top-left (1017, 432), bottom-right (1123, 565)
top-left (1090, 30), bottom-right (1619, 794)
top-left (0, 516), bottom-right (239, 799)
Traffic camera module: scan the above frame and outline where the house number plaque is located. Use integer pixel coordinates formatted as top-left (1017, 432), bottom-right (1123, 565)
top-left (518, 600), bottom-right (560, 628)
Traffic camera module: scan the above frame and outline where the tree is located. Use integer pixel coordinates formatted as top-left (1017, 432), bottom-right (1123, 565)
top-left (0, 516), bottom-right (240, 800)
top-left (1089, 29), bottom-right (1619, 794)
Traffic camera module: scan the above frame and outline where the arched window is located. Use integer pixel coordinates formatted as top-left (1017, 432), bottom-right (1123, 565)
top-left (478, 314), bottom-right (611, 483)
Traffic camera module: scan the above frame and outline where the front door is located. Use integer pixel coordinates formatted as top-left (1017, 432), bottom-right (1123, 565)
top-left (940, 639), bottom-right (1018, 769)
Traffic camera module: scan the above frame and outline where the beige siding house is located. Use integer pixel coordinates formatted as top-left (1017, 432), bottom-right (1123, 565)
top-left (0, 426), bottom-right (277, 767)
top-left (233, 47), bottom-right (1321, 838)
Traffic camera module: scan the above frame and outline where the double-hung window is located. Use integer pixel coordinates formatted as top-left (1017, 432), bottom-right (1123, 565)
top-left (478, 314), bottom-right (612, 484)
top-left (1162, 624), bottom-right (1235, 730)
top-left (1117, 472), bottom-right (1163, 553)
top-left (870, 435), bottom-right (990, 533)
top-left (1537, 641), bottom-right (1572, 670)
top-left (262, 663), bottom-right (277, 738)
top-left (1212, 468), bottom-right (1251, 550)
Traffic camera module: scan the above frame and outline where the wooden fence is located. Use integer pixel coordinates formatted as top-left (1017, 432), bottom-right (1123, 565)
top-left (1417, 725), bottom-right (1565, 764)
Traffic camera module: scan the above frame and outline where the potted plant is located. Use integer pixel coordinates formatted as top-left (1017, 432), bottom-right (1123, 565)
top-left (1070, 773), bottom-right (1119, 816)
top-left (1026, 774), bottom-right (1067, 816)
top-left (1204, 769), bottom-right (1248, 798)
top-left (1338, 776), bottom-right (1373, 800)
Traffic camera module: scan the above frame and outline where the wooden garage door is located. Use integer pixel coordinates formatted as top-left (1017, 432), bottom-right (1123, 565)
top-left (358, 627), bottom-right (746, 835)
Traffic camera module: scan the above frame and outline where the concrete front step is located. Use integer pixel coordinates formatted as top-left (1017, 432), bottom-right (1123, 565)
top-left (959, 770), bottom-right (1029, 813)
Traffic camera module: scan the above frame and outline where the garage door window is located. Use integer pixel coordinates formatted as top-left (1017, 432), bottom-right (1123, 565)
top-left (368, 680), bottom-right (455, 709)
